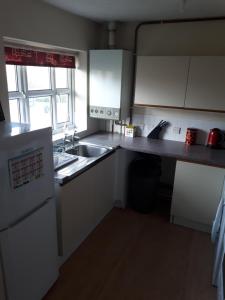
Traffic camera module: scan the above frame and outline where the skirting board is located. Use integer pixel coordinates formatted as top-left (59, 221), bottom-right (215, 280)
top-left (170, 215), bottom-right (211, 233)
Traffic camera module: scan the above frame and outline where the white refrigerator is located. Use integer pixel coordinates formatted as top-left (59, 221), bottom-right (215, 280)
top-left (0, 122), bottom-right (59, 300)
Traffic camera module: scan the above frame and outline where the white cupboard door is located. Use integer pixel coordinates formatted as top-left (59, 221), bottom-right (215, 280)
top-left (92, 154), bottom-right (115, 226)
top-left (171, 161), bottom-right (225, 230)
top-left (0, 127), bottom-right (54, 230)
top-left (185, 56), bottom-right (225, 111)
top-left (134, 56), bottom-right (189, 107)
top-left (60, 154), bottom-right (115, 261)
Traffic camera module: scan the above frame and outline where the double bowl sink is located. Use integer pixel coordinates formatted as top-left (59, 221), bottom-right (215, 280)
top-left (54, 142), bottom-right (114, 183)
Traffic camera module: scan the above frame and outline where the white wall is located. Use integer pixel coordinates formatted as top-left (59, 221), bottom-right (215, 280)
top-left (116, 20), bottom-right (225, 54)
top-left (133, 107), bottom-right (225, 145)
top-left (116, 20), bottom-right (225, 144)
top-left (0, 0), bottom-right (103, 134)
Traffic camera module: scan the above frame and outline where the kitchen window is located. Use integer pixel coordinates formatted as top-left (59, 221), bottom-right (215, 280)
top-left (5, 46), bottom-right (76, 133)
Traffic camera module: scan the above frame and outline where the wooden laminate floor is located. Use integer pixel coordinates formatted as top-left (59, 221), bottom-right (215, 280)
top-left (44, 208), bottom-right (216, 300)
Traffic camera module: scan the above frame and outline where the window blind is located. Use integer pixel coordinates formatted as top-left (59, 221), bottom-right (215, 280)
top-left (5, 46), bottom-right (75, 68)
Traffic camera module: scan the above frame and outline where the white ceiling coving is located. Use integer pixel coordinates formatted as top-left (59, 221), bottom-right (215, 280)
top-left (42, 0), bottom-right (225, 22)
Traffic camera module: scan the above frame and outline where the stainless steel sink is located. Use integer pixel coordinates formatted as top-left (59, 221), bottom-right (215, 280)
top-left (55, 142), bottom-right (114, 184)
top-left (66, 143), bottom-right (112, 158)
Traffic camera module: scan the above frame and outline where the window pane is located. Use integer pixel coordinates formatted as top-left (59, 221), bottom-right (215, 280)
top-left (74, 68), bottom-right (87, 131)
top-left (6, 65), bottom-right (18, 92)
top-left (29, 96), bottom-right (51, 129)
top-left (55, 68), bottom-right (68, 88)
top-left (9, 99), bottom-right (20, 122)
top-left (56, 94), bottom-right (69, 123)
top-left (27, 66), bottom-right (50, 90)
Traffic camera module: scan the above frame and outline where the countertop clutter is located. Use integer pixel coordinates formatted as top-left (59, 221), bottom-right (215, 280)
top-left (82, 132), bottom-right (225, 168)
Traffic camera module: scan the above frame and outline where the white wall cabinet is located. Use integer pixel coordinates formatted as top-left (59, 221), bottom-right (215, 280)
top-left (171, 161), bottom-right (225, 232)
top-left (185, 56), bottom-right (225, 111)
top-left (134, 55), bottom-right (225, 112)
top-left (134, 56), bottom-right (189, 107)
top-left (58, 154), bottom-right (115, 262)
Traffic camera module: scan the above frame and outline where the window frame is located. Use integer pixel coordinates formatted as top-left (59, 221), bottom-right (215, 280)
top-left (7, 65), bottom-right (75, 133)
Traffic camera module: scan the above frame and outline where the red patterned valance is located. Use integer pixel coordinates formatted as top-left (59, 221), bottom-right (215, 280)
top-left (5, 47), bottom-right (75, 68)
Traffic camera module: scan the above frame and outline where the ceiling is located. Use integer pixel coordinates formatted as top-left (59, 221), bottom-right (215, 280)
top-left (42, 0), bottom-right (225, 22)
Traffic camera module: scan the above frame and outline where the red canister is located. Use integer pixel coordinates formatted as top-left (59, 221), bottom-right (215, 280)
top-left (185, 128), bottom-right (197, 145)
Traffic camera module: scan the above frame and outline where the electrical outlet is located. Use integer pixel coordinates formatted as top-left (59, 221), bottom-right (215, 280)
top-left (173, 127), bottom-right (181, 134)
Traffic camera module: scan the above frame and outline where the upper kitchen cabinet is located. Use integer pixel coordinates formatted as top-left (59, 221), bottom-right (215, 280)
top-left (185, 56), bottom-right (225, 111)
top-left (89, 49), bottom-right (132, 121)
top-left (134, 56), bottom-right (189, 107)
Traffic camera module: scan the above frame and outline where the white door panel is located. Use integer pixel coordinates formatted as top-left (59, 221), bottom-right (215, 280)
top-left (0, 128), bottom-right (54, 229)
top-left (134, 56), bottom-right (189, 107)
top-left (185, 56), bottom-right (225, 111)
top-left (0, 199), bottom-right (58, 300)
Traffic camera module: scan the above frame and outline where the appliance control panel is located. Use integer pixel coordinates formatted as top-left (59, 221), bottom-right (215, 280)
top-left (89, 106), bottom-right (120, 120)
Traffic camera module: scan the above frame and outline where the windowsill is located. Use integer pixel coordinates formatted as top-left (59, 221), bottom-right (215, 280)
top-left (52, 132), bottom-right (66, 143)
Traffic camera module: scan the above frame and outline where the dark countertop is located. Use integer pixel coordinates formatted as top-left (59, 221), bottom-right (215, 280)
top-left (82, 132), bottom-right (225, 168)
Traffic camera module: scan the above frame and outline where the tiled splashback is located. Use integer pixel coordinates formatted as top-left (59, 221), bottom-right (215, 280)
top-left (131, 107), bottom-right (225, 145)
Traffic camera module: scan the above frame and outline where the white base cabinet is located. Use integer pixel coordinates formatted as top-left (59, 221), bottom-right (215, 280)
top-left (59, 154), bottom-right (115, 263)
top-left (171, 161), bottom-right (225, 232)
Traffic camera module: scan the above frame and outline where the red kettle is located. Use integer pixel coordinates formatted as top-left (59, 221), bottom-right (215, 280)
top-left (207, 128), bottom-right (223, 148)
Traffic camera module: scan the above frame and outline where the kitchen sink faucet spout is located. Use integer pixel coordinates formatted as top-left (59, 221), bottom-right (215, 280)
top-left (73, 131), bottom-right (80, 146)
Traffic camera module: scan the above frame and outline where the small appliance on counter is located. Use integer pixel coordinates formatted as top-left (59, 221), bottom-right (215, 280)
top-left (207, 128), bottom-right (224, 148)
